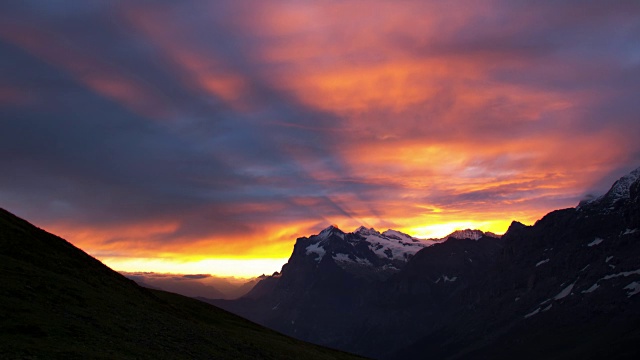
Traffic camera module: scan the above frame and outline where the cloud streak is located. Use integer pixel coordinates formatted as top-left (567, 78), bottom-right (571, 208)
top-left (1, 0), bottom-right (639, 275)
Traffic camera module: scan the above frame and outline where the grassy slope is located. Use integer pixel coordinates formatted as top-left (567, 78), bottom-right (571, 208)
top-left (0, 209), bottom-right (364, 360)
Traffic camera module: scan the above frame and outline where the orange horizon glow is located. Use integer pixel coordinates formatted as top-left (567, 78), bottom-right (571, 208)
top-left (46, 210), bottom-right (538, 278)
top-left (104, 257), bottom-right (289, 279)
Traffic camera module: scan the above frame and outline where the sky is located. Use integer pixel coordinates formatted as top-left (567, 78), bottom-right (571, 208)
top-left (1, 0), bottom-right (639, 277)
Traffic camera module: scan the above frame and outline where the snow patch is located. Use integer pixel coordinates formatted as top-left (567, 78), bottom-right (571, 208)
top-left (305, 243), bottom-right (326, 262)
top-left (524, 307), bottom-right (540, 318)
top-left (332, 253), bottom-right (372, 266)
top-left (582, 283), bottom-right (599, 294)
top-left (587, 238), bottom-right (604, 247)
top-left (606, 256), bottom-right (614, 263)
top-left (582, 268), bottom-right (640, 296)
top-left (536, 259), bottom-right (550, 267)
top-left (528, 280), bottom-right (580, 318)
top-left (554, 283), bottom-right (575, 300)
top-left (624, 282), bottom-right (640, 297)
top-left (332, 253), bottom-right (351, 262)
top-left (381, 229), bottom-right (424, 243)
top-left (623, 228), bottom-right (638, 235)
top-left (603, 269), bottom-right (640, 280)
top-left (443, 275), bottom-right (457, 282)
top-left (363, 231), bottom-right (428, 261)
top-left (381, 264), bottom-right (399, 271)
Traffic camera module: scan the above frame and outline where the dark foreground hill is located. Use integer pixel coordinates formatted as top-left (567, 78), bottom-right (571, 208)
top-left (0, 208), bottom-right (365, 360)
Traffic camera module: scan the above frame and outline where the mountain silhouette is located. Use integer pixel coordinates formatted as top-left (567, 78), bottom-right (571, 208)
top-left (0, 208), bottom-right (364, 359)
top-left (215, 167), bottom-right (640, 359)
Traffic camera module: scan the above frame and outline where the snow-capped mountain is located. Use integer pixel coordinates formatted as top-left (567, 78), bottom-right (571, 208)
top-left (305, 225), bottom-right (428, 264)
top-left (356, 226), bottom-right (431, 262)
top-left (214, 225), bottom-right (504, 354)
top-left (213, 166), bottom-right (640, 360)
top-left (299, 224), bottom-right (498, 277)
top-left (578, 166), bottom-right (640, 212)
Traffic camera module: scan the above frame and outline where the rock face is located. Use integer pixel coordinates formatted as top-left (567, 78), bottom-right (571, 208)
top-left (215, 167), bottom-right (640, 359)
top-left (395, 167), bottom-right (640, 360)
top-left (215, 225), bottom-right (498, 354)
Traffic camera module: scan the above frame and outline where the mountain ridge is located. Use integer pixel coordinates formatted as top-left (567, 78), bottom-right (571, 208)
top-left (215, 166), bottom-right (640, 359)
top-left (0, 208), bottom-right (365, 359)
top-left (290, 224), bottom-right (499, 268)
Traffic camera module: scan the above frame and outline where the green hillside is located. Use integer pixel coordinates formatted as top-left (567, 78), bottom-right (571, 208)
top-left (0, 208), bottom-right (364, 360)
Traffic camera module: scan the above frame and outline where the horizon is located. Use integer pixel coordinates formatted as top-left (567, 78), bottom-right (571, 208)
top-left (108, 224), bottom-right (503, 277)
top-left (1, 1), bottom-right (640, 278)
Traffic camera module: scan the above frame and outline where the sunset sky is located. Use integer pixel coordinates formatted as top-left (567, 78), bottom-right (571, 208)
top-left (1, 1), bottom-right (639, 277)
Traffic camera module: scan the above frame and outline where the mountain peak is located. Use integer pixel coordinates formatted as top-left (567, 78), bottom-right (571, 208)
top-left (578, 166), bottom-right (640, 211)
top-left (446, 229), bottom-right (487, 241)
top-left (606, 166), bottom-right (640, 200)
top-left (355, 226), bottom-right (379, 236)
top-left (318, 224), bottom-right (343, 237)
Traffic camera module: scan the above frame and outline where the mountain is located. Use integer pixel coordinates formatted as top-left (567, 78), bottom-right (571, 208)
top-left (215, 167), bottom-right (640, 359)
top-left (393, 166), bottom-right (640, 359)
top-left (212, 225), bottom-right (501, 357)
top-left (287, 225), bottom-right (446, 280)
top-left (0, 208), bottom-right (365, 359)
top-left (578, 167), bottom-right (640, 213)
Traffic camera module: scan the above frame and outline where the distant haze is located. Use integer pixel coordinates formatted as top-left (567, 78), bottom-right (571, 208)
top-left (122, 272), bottom-right (260, 300)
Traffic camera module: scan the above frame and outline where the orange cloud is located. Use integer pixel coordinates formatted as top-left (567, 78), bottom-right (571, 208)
top-left (122, 6), bottom-right (252, 111)
top-left (3, 1), bottom-right (638, 277)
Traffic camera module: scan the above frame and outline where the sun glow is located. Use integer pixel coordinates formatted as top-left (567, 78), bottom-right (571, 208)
top-left (92, 217), bottom-right (519, 278)
top-left (100, 257), bottom-right (289, 279)
top-left (404, 220), bottom-right (514, 240)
